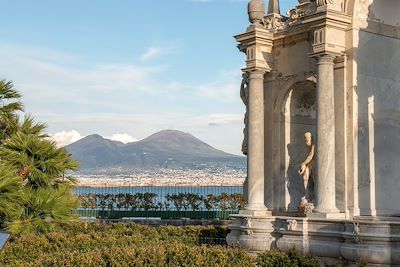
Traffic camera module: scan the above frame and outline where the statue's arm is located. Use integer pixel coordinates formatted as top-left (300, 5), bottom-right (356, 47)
top-left (301, 144), bottom-right (314, 165)
top-left (240, 78), bottom-right (248, 104)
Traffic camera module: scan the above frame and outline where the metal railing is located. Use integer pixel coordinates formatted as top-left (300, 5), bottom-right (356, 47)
top-left (75, 185), bottom-right (243, 220)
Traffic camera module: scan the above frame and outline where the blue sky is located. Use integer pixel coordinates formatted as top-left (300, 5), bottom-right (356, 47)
top-left (0, 0), bottom-right (297, 154)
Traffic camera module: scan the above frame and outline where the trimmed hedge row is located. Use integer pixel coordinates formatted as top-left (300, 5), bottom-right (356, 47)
top-left (78, 192), bottom-right (245, 212)
top-left (0, 223), bottom-right (253, 267)
top-left (0, 222), bottom-right (333, 267)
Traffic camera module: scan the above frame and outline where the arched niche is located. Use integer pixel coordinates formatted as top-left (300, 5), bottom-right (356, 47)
top-left (279, 80), bottom-right (317, 213)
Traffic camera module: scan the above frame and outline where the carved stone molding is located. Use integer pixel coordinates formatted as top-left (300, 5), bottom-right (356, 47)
top-left (243, 217), bottom-right (254, 236)
top-left (316, 0), bottom-right (344, 12)
top-left (263, 1), bottom-right (318, 31)
top-left (286, 2), bottom-right (317, 27)
top-left (287, 219), bottom-right (298, 231)
top-left (352, 222), bottom-right (361, 244)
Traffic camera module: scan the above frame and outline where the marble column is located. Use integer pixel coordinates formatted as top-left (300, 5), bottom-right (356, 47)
top-left (314, 54), bottom-right (339, 214)
top-left (243, 69), bottom-right (269, 214)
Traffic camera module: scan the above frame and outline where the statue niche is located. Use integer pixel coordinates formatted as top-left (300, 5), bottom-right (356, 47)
top-left (298, 132), bottom-right (315, 214)
top-left (281, 80), bottom-right (316, 213)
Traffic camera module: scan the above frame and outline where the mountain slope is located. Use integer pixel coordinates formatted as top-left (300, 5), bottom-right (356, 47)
top-left (66, 134), bottom-right (125, 168)
top-left (65, 130), bottom-right (245, 169)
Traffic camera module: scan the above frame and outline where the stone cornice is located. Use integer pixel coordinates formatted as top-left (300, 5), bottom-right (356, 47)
top-left (303, 10), bottom-right (352, 31)
top-left (235, 11), bottom-right (351, 49)
top-left (235, 28), bottom-right (274, 53)
top-left (235, 27), bottom-right (274, 72)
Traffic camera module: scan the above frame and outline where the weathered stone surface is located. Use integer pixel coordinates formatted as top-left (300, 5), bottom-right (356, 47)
top-left (231, 0), bottom-right (400, 263)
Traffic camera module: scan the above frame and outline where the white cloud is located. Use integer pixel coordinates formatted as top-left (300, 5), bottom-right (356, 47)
top-left (0, 43), bottom-right (245, 154)
top-left (50, 130), bottom-right (84, 147)
top-left (106, 133), bottom-right (138, 144)
top-left (140, 47), bottom-right (164, 61)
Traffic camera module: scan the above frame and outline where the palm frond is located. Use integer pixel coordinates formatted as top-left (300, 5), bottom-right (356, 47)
top-left (19, 114), bottom-right (48, 138)
top-left (0, 132), bottom-right (79, 188)
top-left (6, 185), bottom-right (79, 234)
top-left (0, 80), bottom-right (22, 100)
top-left (0, 163), bottom-right (23, 222)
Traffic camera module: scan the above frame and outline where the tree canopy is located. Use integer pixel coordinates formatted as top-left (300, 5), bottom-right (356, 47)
top-left (0, 79), bottom-right (79, 233)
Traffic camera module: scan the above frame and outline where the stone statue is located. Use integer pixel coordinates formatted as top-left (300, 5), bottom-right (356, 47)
top-left (240, 73), bottom-right (249, 155)
top-left (298, 132), bottom-right (315, 213)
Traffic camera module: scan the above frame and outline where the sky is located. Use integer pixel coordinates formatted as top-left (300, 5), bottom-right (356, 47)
top-left (0, 0), bottom-right (298, 155)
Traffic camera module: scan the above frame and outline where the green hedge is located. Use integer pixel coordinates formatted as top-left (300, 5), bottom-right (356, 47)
top-left (0, 223), bottom-right (253, 267)
top-left (76, 209), bottom-right (239, 220)
top-left (0, 222), bottom-right (344, 266)
top-left (78, 192), bottom-right (245, 212)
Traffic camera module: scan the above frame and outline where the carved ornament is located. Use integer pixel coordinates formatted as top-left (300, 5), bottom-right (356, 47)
top-left (316, 0), bottom-right (344, 12)
top-left (287, 219), bottom-right (297, 231)
top-left (262, 1), bottom-right (318, 31)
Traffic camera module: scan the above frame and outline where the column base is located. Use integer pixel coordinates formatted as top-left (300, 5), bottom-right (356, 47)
top-left (239, 209), bottom-right (272, 217)
top-left (307, 212), bottom-right (346, 219)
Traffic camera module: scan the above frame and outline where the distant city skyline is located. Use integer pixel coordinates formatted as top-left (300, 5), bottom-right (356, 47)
top-left (0, 0), bottom-right (298, 154)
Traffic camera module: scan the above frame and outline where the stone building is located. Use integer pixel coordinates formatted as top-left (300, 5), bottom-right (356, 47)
top-left (227, 0), bottom-right (400, 265)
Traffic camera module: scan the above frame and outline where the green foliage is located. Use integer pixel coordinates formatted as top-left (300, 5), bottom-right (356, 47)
top-left (0, 78), bottom-right (79, 234)
top-left (0, 222), bottom-right (334, 266)
top-left (0, 163), bottom-right (23, 224)
top-left (0, 132), bottom-right (78, 188)
top-left (256, 249), bottom-right (320, 267)
top-left (78, 192), bottom-right (245, 212)
top-left (6, 185), bottom-right (79, 234)
top-left (18, 114), bottom-right (48, 138)
top-left (356, 260), bottom-right (368, 267)
top-left (0, 79), bottom-right (23, 142)
top-left (0, 223), bottom-right (254, 267)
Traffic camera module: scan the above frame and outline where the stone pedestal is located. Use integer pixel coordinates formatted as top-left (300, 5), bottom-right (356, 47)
top-left (226, 215), bottom-right (275, 253)
top-left (229, 216), bottom-right (400, 265)
top-left (243, 69), bottom-right (269, 214)
top-left (314, 54), bottom-right (339, 215)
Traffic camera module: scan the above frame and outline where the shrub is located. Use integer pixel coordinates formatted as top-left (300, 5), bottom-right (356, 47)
top-left (256, 249), bottom-right (320, 267)
top-left (0, 222), bottom-right (254, 266)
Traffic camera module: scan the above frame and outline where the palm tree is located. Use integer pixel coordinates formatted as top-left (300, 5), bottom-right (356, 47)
top-left (0, 80), bottom-right (23, 142)
top-left (0, 163), bottom-right (23, 225)
top-left (5, 184), bottom-right (79, 234)
top-left (18, 114), bottom-right (48, 138)
top-left (0, 79), bottom-right (80, 234)
top-left (0, 132), bottom-right (78, 188)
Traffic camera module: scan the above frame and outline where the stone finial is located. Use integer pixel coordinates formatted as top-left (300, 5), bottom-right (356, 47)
top-left (267, 0), bottom-right (280, 15)
top-left (248, 0), bottom-right (265, 27)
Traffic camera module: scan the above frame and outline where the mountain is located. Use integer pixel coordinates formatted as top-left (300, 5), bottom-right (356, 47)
top-left (65, 130), bottom-right (246, 170)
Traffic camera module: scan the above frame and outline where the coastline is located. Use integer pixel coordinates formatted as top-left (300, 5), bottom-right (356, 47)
top-left (74, 168), bottom-right (246, 188)
top-left (76, 178), bottom-right (245, 188)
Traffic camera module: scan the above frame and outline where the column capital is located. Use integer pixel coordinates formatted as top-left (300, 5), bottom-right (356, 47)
top-left (309, 50), bottom-right (339, 59)
top-left (242, 68), bottom-right (268, 78)
top-left (316, 54), bottom-right (335, 65)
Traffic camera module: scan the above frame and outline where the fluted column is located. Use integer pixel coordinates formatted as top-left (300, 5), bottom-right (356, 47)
top-left (314, 54), bottom-right (339, 214)
top-left (243, 69), bottom-right (269, 214)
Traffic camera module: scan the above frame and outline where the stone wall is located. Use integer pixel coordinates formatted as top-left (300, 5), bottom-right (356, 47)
top-left (353, 1), bottom-right (400, 216)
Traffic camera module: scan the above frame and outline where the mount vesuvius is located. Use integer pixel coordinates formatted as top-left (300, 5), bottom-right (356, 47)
top-left (65, 130), bottom-right (246, 170)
